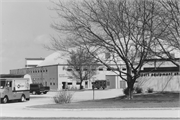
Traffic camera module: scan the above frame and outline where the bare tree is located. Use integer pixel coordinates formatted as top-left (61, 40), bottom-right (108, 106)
top-left (67, 47), bottom-right (98, 89)
top-left (49, 0), bottom-right (172, 99)
top-left (160, 0), bottom-right (180, 50)
top-left (147, 0), bottom-right (180, 67)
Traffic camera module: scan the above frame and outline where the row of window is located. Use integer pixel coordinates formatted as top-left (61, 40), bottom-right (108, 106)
top-left (50, 82), bottom-right (56, 85)
top-left (28, 69), bottom-right (48, 73)
top-left (65, 68), bottom-right (126, 71)
top-left (140, 72), bottom-right (180, 77)
top-left (32, 78), bottom-right (56, 80)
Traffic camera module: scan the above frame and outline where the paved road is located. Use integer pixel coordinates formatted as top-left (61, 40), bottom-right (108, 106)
top-left (0, 89), bottom-right (180, 119)
top-left (1, 117), bottom-right (180, 120)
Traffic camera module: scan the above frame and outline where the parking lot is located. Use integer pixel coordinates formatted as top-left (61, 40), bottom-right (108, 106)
top-left (0, 89), bottom-right (124, 117)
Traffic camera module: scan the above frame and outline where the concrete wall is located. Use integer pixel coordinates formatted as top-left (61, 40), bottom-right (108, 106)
top-left (136, 72), bottom-right (180, 92)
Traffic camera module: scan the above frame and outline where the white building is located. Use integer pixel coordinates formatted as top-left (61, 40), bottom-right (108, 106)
top-left (10, 51), bottom-right (180, 92)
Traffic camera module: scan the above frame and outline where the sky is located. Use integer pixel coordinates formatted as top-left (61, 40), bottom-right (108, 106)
top-left (0, 0), bottom-right (64, 74)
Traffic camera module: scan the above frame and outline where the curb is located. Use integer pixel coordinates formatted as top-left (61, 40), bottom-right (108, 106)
top-left (25, 107), bottom-right (180, 111)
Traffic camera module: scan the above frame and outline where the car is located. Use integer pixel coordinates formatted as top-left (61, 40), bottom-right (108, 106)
top-left (30, 84), bottom-right (50, 95)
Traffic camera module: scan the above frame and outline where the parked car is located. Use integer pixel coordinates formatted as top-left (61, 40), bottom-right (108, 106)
top-left (92, 80), bottom-right (107, 90)
top-left (30, 84), bottom-right (50, 95)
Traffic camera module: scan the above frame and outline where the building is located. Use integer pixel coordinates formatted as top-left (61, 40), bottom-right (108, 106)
top-left (25, 58), bottom-right (44, 68)
top-left (10, 51), bottom-right (180, 92)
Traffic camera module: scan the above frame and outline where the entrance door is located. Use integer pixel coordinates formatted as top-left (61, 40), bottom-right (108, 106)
top-left (106, 75), bottom-right (116, 89)
top-left (62, 82), bottom-right (66, 89)
top-left (85, 81), bottom-right (88, 88)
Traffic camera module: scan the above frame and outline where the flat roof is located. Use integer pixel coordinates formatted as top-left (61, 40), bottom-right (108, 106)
top-left (25, 58), bottom-right (45, 60)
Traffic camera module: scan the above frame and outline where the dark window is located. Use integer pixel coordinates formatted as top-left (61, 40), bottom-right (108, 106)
top-left (122, 68), bottom-right (126, 71)
top-left (50, 82), bottom-right (52, 85)
top-left (6, 81), bottom-right (12, 87)
top-left (76, 82), bottom-right (81, 85)
top-left (68, 82), bottom-right (72, 85)
top-left (53, 83), bottom-right (55, 85)
top-left (67, 69), bottom-right (72, 71)
top-left (85, 81), bottom-right (88, 85)
top-left (99, 68), bottom-right (103, 71)
top-left (107, 68), bottom-right (111, 71)
top-left (83, 68), bottom-right (88, 71)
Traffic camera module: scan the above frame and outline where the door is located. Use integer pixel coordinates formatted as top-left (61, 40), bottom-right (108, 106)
top-left (5, 81), bottom-right (14, 100)
top-left (62, 82), bottom-right (66, 89)
top-left (85, 81), bottom-right (88, 89)
top-left (106, 75), bottom-right (116, 89)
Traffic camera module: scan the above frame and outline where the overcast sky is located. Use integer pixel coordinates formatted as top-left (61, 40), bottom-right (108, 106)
top-left (0, 0), bottom-right (65, 74)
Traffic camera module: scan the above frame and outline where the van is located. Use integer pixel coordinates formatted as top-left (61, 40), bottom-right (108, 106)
top-left (0, 78), bottom-right (30, 103)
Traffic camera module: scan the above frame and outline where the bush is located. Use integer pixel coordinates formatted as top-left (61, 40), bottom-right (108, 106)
top-left (67, 86), bottom-right (78, 91)
top-left (53, 90), bottom-right (74, 104)
top-left (123, 87), bottom-right (134, 95)
top-left (134, 86), bottom-right (143, 93)
top-left (147, 88), bottom-right (154, 93)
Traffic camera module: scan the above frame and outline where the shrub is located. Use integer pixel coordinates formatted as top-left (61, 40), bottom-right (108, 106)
top-left (134, 86), bottom-right (143, 93)
top-left (147, 88), bottom-right (154, 93)
top-left (67, 86), bottom-right (78, 91)
top-left (53, 90), bottom-right (74, 104)
top-left (123, 87), bottom-right (134, 95)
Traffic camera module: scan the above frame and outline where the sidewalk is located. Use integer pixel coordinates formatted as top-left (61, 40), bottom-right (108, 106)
top-left (1, 106), bottom-right (180, 118)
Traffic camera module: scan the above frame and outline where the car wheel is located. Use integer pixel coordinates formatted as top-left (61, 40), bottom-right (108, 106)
top-left (2, 96), bottom-right (8, 103)
top-left (43, 92), bottom-right (47, 94)
top-left (37, 92), bottom-right (41, 95)
top-left (20, 95), bottom-right (26, 102)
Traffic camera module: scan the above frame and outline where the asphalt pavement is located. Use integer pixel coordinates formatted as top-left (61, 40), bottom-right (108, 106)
top-left (0, 89), bottom-right (180, 119)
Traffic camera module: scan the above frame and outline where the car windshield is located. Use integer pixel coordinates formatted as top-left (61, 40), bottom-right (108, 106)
top-left (0, 81), bottom-right (6, 89)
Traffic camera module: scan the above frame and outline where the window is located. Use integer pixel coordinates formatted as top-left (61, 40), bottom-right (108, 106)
top-left (53, 83), bottom-right (55, 85)
top-left (6, 81), bottom-right (12, 87)
top-left (107, 68), bottom-right (111, 71)
top-left (120, 81), bottom-right (126, 89)
top-left (67, 69), bottom-right (72, 71)
top-left (68, 82), bottom-right (72, 85)
top-left (50, 82), bottom-right (52, 85)
top-left (83, 68), bottom-right (88, 71)
top-left (76, 82), bottom-right (81, 85)
top-left (85, 81), bottom-right (88, 85)
top-left (99, 68), bottom-right (103, 71)
top-left (76, 69), bottom-right (80, 71)
top-left (122, 68), bottom-right (126, 71)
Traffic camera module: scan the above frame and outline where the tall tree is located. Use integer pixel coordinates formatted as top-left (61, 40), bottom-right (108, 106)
top-left (144, 0), bottom-right (180, 67)
top-left (67, 47), bottom-right (98, 89)
top-left (49, 0), bottom-right (173, 99)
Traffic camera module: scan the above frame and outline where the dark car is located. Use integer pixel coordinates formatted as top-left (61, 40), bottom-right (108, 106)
top-left (92, 80), bottom-right (107, 90)
top-left (30, 84), bottom-right (50, 95)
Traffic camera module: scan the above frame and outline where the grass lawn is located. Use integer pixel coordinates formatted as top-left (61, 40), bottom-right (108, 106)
top-left (30, 92), bottom-right (180, 109)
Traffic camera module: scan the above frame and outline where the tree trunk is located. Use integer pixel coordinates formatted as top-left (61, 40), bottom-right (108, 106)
top-left (127, 81), bottom-right (135, 100)
top-left (79, 80), bottom-right (83, 90)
